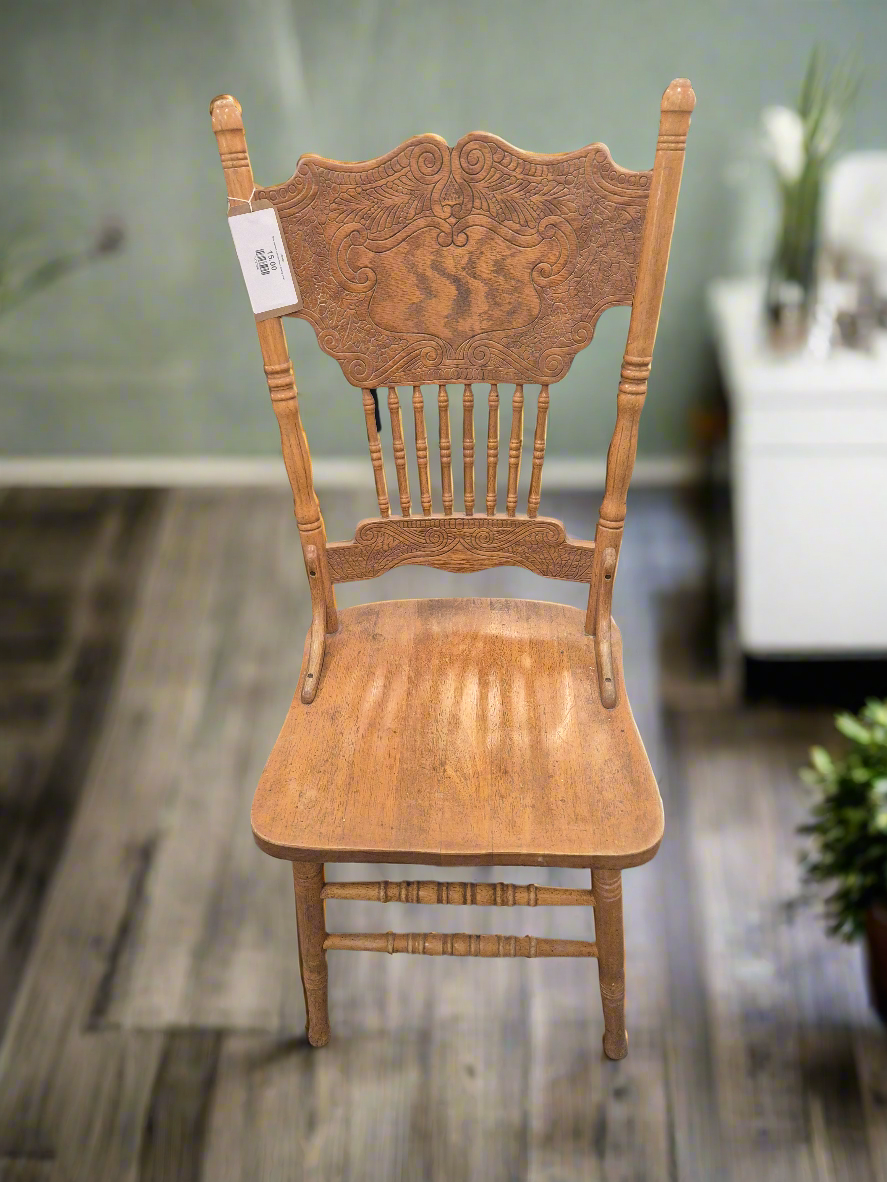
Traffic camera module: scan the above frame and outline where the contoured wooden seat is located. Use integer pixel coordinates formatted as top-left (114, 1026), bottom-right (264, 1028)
top-left (211, 79), bottom-right (694, 1060)
top-left (253, 600), bottom-right (662, 868)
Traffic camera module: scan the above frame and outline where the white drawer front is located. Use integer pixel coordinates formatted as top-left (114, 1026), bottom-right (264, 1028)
top-left (739, 406), bottom-right (887, 450)
top-left (735, 453), bottom-right (887, 653)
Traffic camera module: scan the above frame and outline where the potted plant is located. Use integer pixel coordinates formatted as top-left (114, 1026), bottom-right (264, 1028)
top-left (800, 699), bottom-right (887, 1019)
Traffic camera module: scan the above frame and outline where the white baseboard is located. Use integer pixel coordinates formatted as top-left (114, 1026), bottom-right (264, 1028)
top-left (543, 456), bottom-right (702, 487)
top-left (0, 454), bottom-right (702, 489)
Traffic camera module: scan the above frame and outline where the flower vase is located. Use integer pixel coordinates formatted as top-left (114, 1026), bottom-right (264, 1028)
top-left (765, 169), bottom-right (821, 351)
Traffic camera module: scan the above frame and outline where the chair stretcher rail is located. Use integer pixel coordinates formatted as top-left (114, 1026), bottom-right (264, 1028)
top-left (321, 880), bottom-right (594, 906)
top-left (323, 932), bottom-right (598, 958)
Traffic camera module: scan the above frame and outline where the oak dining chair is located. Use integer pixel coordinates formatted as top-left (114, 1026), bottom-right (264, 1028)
top-left (210, 79), bottom-right (694, 1060)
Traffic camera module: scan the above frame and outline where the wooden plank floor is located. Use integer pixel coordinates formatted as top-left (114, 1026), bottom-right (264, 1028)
top-left (0, 489), bottom-right (161, 1040)
top-left (1, 486), bottom-right (885, 1180)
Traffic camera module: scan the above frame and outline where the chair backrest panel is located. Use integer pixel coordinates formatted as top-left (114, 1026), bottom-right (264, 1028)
top-left (211, 81), bottom-right (694, 706)
top-left (253, 134), bottom-right (652, 388)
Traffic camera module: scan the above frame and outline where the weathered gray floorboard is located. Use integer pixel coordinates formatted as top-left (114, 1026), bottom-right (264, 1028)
top-left (525, 565), bottom-right (673, 1182)
top-left (0, 1160), bottom-right (54, 1182)
top-left (0, 490), bottom-right (159, 1038)
top-left (767, 714), bottom-right (887, 1182)
top-left (2, 487), bottom-right (885, 1180)
top-left (202, 1030), bottom-right (433, 1182)
top-left (0, 493), bottom-right (238, 1176)
top-left (657, 727), bottom-right (730, 1182)
top-left (679, 710), bottom-right (814, 1182)
top-left (138, 1031), bottom-right (221, 1182)
top-left (103, 493), bottom-right (309, 1032)
top-left (676, 708), bottom-right (883, 1182)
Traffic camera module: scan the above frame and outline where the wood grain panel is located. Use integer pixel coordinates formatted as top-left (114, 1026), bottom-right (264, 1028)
top-left (138, 1032), bottom-right (221, 1182)
top-left (7, 490), bottom-right (887, 1178)
top-left (253, 134), bottom-right (651, 386)
top-left (0, 490), bottom-right (159, 1040)
top-left (98, 494), bottom-right (310, 1034)
top-left (327, 514), bottom-right (596, 583)
top-left (251, 598), bottom-right (662, 867)
top-left (677, 708), bottom-right (882, 1182)
top-left (0, 492), bottom-right (231, 1173)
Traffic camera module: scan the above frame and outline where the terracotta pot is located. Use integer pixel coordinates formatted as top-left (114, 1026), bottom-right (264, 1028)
top-left (865, 904), bottom-right (887, 1022)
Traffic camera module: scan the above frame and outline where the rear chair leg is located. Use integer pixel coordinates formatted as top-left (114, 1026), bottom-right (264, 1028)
top-left (592, 867), bottom-right (627, 1059)
top-left (292, 862), bottom-right (330, 1046)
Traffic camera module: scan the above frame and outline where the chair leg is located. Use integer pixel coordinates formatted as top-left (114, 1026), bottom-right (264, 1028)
top-left (292, 862), bottom-right (330, 1047)
top-left (592, 867), bottom-right (627, 1060)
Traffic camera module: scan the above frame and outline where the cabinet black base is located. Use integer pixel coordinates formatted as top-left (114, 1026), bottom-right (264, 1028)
top-left (743, 654), bottom-right (887, 710)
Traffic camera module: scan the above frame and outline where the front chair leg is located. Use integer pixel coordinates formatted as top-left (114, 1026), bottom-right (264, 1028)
top-left (292, 862), bottom-right (330, 1046)
top-left (592, 867), bottom-right (627, 1059)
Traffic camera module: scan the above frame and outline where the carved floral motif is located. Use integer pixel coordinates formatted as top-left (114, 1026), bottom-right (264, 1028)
top-left (326, 514), bottom-right (596, 583)
top-left (254, 134), bottom-right (651, 386)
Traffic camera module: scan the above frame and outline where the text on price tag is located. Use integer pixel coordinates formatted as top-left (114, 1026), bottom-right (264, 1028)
top-left (227, 203), bottom-right (301, 320)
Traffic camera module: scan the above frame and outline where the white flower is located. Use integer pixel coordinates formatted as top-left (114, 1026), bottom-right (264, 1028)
top-left (762, 105), bottom-right (806, 183)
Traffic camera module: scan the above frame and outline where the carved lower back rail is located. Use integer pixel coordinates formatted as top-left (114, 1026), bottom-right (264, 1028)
top-left (324, 932), bottom-right (598, 958)
top-left (322, 880), bottom-right (594, 906)
top-left (327, 514), bottom-right (595, 583)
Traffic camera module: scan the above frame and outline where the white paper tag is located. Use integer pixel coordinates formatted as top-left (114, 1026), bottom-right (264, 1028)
top-left (227, 205), bottom-right (300, 319)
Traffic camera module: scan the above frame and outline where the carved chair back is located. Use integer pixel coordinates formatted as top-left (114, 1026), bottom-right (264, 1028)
top-left (211, 82), bottom-right (694, 706)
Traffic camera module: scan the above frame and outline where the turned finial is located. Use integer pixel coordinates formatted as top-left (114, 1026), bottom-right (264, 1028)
top-left (210, 93), bottom-right (244, 131)
top-left (661, 78), bottom-right (696, 113)
top-left (210, 94), bottom-right (252, 192)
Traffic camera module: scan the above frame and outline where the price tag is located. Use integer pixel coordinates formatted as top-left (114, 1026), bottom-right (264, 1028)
top-left (227, 202), bottom-right (301, 319)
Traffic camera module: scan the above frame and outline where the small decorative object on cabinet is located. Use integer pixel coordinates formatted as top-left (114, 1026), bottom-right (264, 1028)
top-left (799, 700), bottom-right (887, 1020)
top-left (825, 150), bottom-right (887, 348)
top-left (210, 79), bottom-right (694, 1060)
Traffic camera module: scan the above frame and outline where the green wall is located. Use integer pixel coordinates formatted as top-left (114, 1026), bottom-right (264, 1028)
top-left (1, 0), bottom-right (884, 462)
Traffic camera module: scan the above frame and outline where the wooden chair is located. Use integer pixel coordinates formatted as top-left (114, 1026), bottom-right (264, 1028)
top-left (210, 79), bottom-right (694, 1060)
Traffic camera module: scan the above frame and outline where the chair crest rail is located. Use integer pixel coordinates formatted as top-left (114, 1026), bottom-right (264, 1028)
top-left (252, 134), bottom-right (651, 387)
top-left (322, 880), bottom-right (595, 906)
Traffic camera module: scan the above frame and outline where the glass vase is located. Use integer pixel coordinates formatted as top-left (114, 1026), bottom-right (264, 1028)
top-left (766, 167), bottom-right (821, 350)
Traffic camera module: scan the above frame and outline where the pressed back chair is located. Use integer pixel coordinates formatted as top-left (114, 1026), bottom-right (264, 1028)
top-left (210, 79), bottom-right (694, 1060)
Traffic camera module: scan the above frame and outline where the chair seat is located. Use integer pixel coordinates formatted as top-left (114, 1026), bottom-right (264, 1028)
top-left (252, 598), bottom-right (662, 868)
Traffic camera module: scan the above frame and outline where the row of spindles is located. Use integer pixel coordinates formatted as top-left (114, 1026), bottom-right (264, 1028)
top-left (362, 383), bottom-right (549, 519)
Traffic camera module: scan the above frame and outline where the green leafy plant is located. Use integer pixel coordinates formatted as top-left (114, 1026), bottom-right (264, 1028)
top-left (800, 699), bottom-right (887, 940)
top-left (0, 221), bottom-right (124, 319)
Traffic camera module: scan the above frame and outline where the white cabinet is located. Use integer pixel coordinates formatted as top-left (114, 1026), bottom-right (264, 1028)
top-left (709, 279), bottom-right (887, 655)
